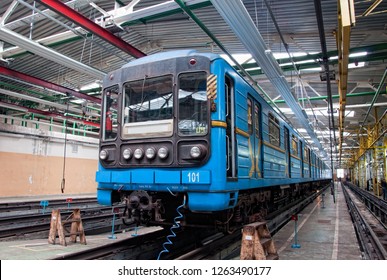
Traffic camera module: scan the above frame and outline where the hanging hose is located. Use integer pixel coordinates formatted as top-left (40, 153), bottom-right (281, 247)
top-left (157, 193), bottom-right (186, 260)
top-left (61, 101), bottom-right (69, 193)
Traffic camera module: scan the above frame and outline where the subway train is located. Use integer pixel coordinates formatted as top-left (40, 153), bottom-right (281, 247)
top-left (95, 50), bottom-right (331, 231)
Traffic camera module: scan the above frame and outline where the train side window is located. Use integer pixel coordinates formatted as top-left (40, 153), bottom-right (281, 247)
top-left (304, 147), bottom-right (310, 163)
top-left (102, 86), bottom-right (119, 141)
top-left (268, 112), bottom-right (280, 147)
top-left (291, 135), bottom-right (299, 156)
top-left (225, 75), bottom-right (237, 178)
top-left (247, 98), bottom-right (252, 134)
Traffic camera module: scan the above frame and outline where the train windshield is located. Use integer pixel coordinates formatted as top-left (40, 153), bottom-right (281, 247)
top-left (122, 75), bottom-right (174, 139)
top-left (178, 72), bottom-right (208, 136)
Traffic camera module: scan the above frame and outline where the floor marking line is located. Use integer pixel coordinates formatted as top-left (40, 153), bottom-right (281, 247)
top-left (331, 183), bottom-right (340, 260)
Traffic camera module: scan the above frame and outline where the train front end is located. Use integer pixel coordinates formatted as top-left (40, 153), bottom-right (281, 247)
top-left (96, 51), bottom-right (232, 225)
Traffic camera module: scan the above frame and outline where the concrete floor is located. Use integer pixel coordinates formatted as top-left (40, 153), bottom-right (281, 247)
top-left (273, 182), bottom-right (362, 260)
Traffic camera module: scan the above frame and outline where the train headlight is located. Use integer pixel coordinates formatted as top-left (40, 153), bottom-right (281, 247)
top-left (145, 147), bottom-right (156, 159)
top-left (190, 146), bottom-right (202, 159)
top-left (123, 148), bottom-right (132, 160)
top-left (99, 149), bottom-right (108, 160)
top-left (134, 148), bottom-right (144, 160)
top-left (158, 147), bottom-right (169, 159)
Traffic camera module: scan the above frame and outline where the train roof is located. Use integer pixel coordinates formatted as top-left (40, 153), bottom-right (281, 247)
top-left (120, 50), bottom-right (221, 69)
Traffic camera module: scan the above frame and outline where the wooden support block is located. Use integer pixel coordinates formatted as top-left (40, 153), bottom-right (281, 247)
top-left (67, 209), bottom-right (86, 244)
top-left (48, 209), bottom-right (66, 246)
top-left (240, 221), bottom-right (278, 260)
top-left (48, 209), bottom-right (86, 246)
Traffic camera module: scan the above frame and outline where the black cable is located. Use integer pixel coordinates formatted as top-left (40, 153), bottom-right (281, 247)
top-left (61, 101), bottom-right (69, 193)
top-left (313, 0), bottom-right (337, 181)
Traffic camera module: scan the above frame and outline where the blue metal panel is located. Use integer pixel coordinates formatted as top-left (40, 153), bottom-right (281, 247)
top-left (155, 171), bottom-right (181, 184)
top-left (235, 89), bottom-right (248, 130)
top-left (132, 170), bottom-right (154, 184)
top-left (182, 170), bottom-right (211, 184)
top-left (263, 145), bottom-right (286, 178)
top-left (111, 171), bottom-right (131, 183)
top-left (188, 191), bottom-right (237, 211)
top-left (97, 189), bottom-right (112, 205)
top-left (237, 135), bottom-right (250, 178)
top-left (95, 171), bottom-right (111, 183)
top-left (290, 157), bottom-right (301, 178)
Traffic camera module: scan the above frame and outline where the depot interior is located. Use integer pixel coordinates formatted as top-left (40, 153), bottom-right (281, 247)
top-left (0, 0), bottom-right (386, 197)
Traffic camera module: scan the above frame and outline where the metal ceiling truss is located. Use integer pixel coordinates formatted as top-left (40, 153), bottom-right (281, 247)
top-left (0, 66), bottom-right (101, 104)
top-left (1, 0), bottom-right (210, 59)
top-left (0, 100), bottom-right (99, 127)
top-left (35, 0), bottom-right (146, 59)
top-left (0, 87), bottom-right (99, 118)
top-left (0, 26), bottom-right (106, 79)
top-left (210, 0), bottom-right (327, 158)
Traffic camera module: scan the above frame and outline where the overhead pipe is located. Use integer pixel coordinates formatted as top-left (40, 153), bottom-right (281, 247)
top-left (0, 88), bottom-right (99, 117)
top-left (337, 0), bottom-right (355, 164)
top-left (0, 0), bottom-right (19, 25)
top-left (240, 43), bottom-right (387, 70)
top-left (272, 90), bottom-right (387, 104)
top-left (35, 0), bottom-right (146, 58)
top-left (175, 0), bottom-right (308, 143)
top-left (314, 0), bottom-right (337, 169)
top-left (174, 0), bottom-right (297, 131)
top-left (0, 80), bottom-right (100, 114)
top-left (0, 66), bottom-right (101, 104)
top-left (0, 26), bottom-right (106, 79)
top-left (245, 51), bottom-right (387, 76)
top-left (210, 0), bottom-right (327, 158)
top-left (0, 100), bottom-right (100, 127)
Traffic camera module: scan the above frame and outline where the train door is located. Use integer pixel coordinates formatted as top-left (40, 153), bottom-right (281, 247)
top-left (226, 76), bottom-right (237, 179)
top-left (304, 147), bottom-right (310, 178)
top-left (254, 102), bottom-right (262, 178)
top-left (284, 127), bottom-right (290, 178)
top-left (247, 97), bottom-right (262, 179)
top-left (300, 141), bottom-right (304, 178)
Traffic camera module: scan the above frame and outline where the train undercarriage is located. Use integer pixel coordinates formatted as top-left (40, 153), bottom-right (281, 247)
top-left (121, 181), bottom-right (327, 233)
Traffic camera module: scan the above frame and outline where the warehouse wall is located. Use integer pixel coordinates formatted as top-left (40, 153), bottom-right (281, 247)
top-left (0, 123), bottom-right (99, 197)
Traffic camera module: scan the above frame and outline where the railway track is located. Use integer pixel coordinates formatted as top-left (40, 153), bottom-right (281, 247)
top-left (0, 197), bottom-right (97, 213)
top-left (173, 185), bottom-right (329, 260)
top-left (0, 186), bottom-right (328, 260)
top-left (51, 183), bottom-right (330, 260)
top-left (51, 227), bottom-right (219, 260)
top-left (342, 182), bottom-right (387, 260)
top-left (0, 203), bottom-right (126, 241)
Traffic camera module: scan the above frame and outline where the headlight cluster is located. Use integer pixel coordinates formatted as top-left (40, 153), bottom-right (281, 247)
top-left (121, 147), bottom-right (169, 161)
top-left (99, 144), bottom-right (207, 163)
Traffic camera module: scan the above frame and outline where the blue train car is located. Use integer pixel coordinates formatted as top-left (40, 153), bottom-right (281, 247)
top-left (96, 50), bottom-right (331, 229)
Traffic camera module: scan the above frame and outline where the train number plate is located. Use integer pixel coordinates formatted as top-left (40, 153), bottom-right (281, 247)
top-left (182, 171), bottom-right (211, 184)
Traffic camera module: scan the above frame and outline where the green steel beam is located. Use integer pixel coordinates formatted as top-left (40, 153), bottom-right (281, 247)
top-left (240, 43), bottom-right (387, 70)
top-left (0, 81), bottom-right (61, 101)
top-left (244, 51), bottom-right (387, 76)
top-left (271, 90), bottom-right (387, 104)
